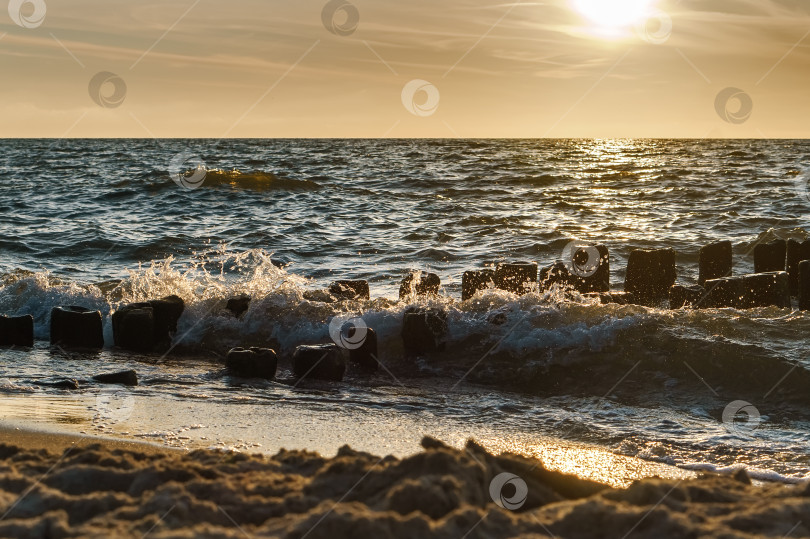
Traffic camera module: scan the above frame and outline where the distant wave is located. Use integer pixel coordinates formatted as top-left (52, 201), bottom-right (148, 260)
top-left (179, 169), bottom-right (320, 191)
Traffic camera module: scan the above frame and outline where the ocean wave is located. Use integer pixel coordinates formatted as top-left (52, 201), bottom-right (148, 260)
top-left (3, 249), bottom-right (810, 406)
top-left (171, 168), bottom-right (320, 191)
top-left (201, 169), bottom-right (320, 191)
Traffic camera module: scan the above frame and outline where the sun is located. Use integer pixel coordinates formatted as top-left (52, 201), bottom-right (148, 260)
top-left (573, 0), bottom-right (654, 34)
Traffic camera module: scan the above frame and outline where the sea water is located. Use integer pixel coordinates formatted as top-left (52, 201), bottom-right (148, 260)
top-left (1, 138), bottom-right (809, 486)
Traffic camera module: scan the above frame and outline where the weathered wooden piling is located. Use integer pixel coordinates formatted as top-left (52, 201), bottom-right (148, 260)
top-left (754, 240), bottom-right (786, 273)
top-left (402, 308), bottom-right (447, 356)
top-left (227, 347), bottom-right (278, 380)
top-left (669, 285), bottom-right (706, 309)
top-left (786, 239), bottom-right (810, 296)
top-left (462, 269), bottom-right (495, 301)
top-left (699, 240), bottom-right (732, 285)
top-left (399, 271), bottom-right (440, 300)
top-left (0, 314), bottom-right (34, 347)
top-left (703, 272), bottom-right (790, 309)
top-left (330, 280), bottom-right (371, 301)
top-left (494, 262), bottom-right (538, 295)
top-left (51, 306), bottom-right (104, 349)
top-left (292, 344), bottom-right (345, 381)
top-left (799, 261), bottom-right (810, 311)
top-left (624, 248), bottom-right (677, 305)
top-left (349, 327), bottom-right (378, 372)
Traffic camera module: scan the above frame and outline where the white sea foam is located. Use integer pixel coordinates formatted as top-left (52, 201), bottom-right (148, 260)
top-left (680, 461), bottom-right (810, 485)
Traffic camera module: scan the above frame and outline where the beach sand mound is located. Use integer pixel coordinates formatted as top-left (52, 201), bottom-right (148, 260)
top-left (0, 438), bottom-right (807, 538)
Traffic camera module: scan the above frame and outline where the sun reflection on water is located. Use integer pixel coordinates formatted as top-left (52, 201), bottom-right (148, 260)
top-left (475, 436), bottom-right (694, 488)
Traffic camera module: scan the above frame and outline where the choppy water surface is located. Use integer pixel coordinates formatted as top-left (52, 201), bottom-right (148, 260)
top-left (1, 138), bottom-right (810, 484)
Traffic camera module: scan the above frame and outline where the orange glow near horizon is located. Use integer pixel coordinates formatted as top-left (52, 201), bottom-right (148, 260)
top-left (0, 0), bottom-right (808, 138)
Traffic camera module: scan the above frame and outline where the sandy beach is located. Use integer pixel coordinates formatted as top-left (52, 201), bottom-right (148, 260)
top-left (3, 0), bottom-right (810, 536)
top-left (0, 428), bottom-right (806, 538)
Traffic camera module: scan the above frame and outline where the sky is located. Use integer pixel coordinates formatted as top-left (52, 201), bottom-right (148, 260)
top-left (0, 0), bottom-right (808, 138)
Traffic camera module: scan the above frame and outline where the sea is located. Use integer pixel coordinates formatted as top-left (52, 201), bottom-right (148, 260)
top-left (1, 138), bottom-right (810, 487)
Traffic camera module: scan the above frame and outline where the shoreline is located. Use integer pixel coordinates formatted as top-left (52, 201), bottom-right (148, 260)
top-left (0, 424), bottom-right (181, 456)
top-left (1, 404), bottom-right (697, 489)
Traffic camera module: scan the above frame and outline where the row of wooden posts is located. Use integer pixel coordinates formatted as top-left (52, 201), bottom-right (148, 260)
top-left (1, 238), bottom-right (808, 352)
top-left (1, 238), bottom-right (808, 384)
top-left (327, 238), bottom-right (810, 310)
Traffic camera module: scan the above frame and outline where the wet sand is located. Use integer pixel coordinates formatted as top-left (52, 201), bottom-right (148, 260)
top-left (0, 426), bottom-right (175, 456)
top-left (0, 399), bottom-right (697, 489)
top-left (0, 428), bottom-right (807, 538)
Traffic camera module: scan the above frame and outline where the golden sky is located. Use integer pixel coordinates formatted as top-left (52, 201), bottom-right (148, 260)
top-left (0, 0), bottom-right (808, 138)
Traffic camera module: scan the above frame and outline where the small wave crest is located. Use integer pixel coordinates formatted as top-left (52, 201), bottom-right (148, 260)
top-left (188, 169), bottom-right (320, 191)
